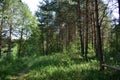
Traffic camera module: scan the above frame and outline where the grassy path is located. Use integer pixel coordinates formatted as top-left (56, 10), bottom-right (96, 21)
top-left (1, 53), bottom-right (120, 80)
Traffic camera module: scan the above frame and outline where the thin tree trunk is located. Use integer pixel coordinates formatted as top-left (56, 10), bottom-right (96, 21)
top-left (0, 27), bottom-right (2, 57)
top-left (85, 0), bottom-right (89, 61)
top-left (0, 16), bottom-right (3, 57)
top-left (18, 28), bottom-right (23, 57)
top-left (65, 25), bottom-right (68, 51)
top-left (57, 26), bottom-right (60, 52)
top-left (116, 0), bottom-right (120, 51)
top-left (91, 16), bottom-right (94, 48)
top-left (90, 1), bottom-right (94, 49)
top-left (41, 33), bottom-right (44, 55)
top-left (118, 0), bottom-right (120, 24)
top-left (95, 0), bottom-right (104, 70)
top-left (93, 16), bottom-right (97, 56)
top-left (7, 24), bottom-right (12, 55)
top-left (116, 30), bottom-right (118, 51)
top-left (46, 30), bottom-right (48, 55)
top-left (91, 1), bottom-right (97, 55)
top-left (60, 23), bottom-right (63, 52)
top-left (77, 0), bottom-right (84, 56)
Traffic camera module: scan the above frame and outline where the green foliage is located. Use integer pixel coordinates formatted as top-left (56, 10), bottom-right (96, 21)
top-left (0, 0), bottom-right (120, 80)
top-left (1, 53), bottom-right (120, 80)
top-left (0, 57), bottom-right (28, 79)
top-left (104, 24), bottom-right (120, 67)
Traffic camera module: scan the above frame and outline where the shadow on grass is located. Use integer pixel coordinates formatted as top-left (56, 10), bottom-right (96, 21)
top-left (25, 54), bottom-right (120, 80)
top-left (1, 53), bottom-right (120, 80)
top-left (104, 50), bottom-right (120, 66)
top-left (29, 55), bottom-right (74, 70)
top-left (26, 67), bottom-right (120, 80)
top-left (0, 57), bottom-right (29, 79)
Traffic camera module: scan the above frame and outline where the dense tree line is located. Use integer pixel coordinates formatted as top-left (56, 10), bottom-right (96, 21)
top-left (34, 0), bottom-right (113, 70)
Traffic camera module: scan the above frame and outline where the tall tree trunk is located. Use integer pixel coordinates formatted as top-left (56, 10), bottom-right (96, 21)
top-left (93, 16), bottom-right (97, 56)
top-left (0, 27), bottom-right (2, 57)
top-left (0, 17), bottom-right (3, 57)
top-left (85, 0), bottom-right (89, 61)
top-left (116, 0), bottom-right (120, 51)
top-left (90, 1), bottom-right (94, 49)
top-left (57, 26), bottom-right (60, 52)
top-left (116, 29), bottom-right (118, 51)
top-left (77, 0), bottom-right (84, 56)
top-left (0, 0), bottom-right (3, 57)
top-left (59, 23), bottom-right (63, 52)
top-left (18, 28), bottom-right (23, 57)
top-left (41, 33), bottom-right (44, 55)
top-left (95, 0), bottom-right (104, 70)
top-left (46, 30), bottom-right (48, 55)
top-left (91, 1), bottom-right (97, 55)
top-left (7, 24), bottom-right (12, 55)
top-left (118, 0), bottom-right (120, 24)
top-left (66, 24), bottom-right (68, 51)
top-left (91, 16), bottom-right (94, 48)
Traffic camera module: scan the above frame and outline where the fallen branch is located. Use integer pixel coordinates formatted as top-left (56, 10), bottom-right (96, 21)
top-left (102, 64), bottom-right (120, 71)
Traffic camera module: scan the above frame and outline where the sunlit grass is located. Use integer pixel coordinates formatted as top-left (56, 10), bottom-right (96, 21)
top-left (0, 53), bottom-right (120, 80)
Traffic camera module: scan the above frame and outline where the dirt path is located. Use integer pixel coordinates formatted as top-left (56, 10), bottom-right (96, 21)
top-left (11, 67), bottom-right (30, 80)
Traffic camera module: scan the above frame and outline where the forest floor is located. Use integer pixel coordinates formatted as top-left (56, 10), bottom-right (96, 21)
top-left (0, 53), bottom-right (120, 80)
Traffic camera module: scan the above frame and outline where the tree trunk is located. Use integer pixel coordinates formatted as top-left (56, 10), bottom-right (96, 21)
top-left (66, 24), bottom-right (68, 51)
top-left (46, 30), bottom-right (48, 55)
top-left (0, 17), bottom-right (3, 57)
top-left (117, 0), bottom-right (120, 51)
top-left (41, 33), bottom-right (44, 55)
top-left (93, 16), bottom-right (97, 56)
top-left (91, 16), bottom-right (94, 48)
top-left (95, 0), bottom-right (104, 70)
top-left (18, 28), bottom-right (23, 57)
top-left (7, 24), bottom-right (12, 55)
top-left (59, 23), bottom-right (63, 52)
top-left (118, 0), bottom-right (120, 24)
top-left (85, 0), bottom-right (89, 61)
top-left (0, 27), bottom-right (2, 57)
top-left (77, 0), bottom-right (84, 56)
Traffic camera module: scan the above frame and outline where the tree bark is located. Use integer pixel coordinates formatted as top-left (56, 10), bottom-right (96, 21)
top-left (18, 28), bottom-right (23, 57)
top-left (95, 0), bottom-right (104, 70)
top-left (0, 16), bottom-right (3, 57)
top-left (118, 0), bottom-right (120, 24)
top-left (0, 27), bottom-right (2, 57)
top-left (77, 0), bottom-right (84, 56)
top-left (7, 24), bottom-right (12, 55)
top-left (46, 29), bottom-right (48, 55)
top-left (85, 0), bottom-right (89, 61)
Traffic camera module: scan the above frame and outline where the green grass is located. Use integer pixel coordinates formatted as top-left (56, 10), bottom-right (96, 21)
top-left (0, 53), bottom-right (120, 80)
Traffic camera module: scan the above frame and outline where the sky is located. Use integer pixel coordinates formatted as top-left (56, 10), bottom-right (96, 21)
top-left (22, 0), bottom-right (42, 14)
top-left (103, 0), bottom-right (119, 19)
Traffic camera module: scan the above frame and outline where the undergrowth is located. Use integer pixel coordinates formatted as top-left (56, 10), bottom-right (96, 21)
top-left (0, 53), bottom-right (120, 80)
